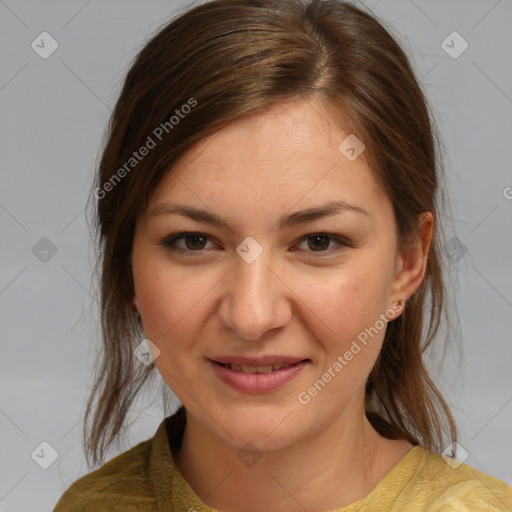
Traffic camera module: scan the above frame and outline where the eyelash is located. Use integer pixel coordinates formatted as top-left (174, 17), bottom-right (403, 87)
top-left (161, 232), bottom-right (350, 257)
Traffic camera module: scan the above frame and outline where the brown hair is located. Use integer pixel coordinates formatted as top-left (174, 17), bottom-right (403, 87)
top-left (84, 0), bottom-right (459, 468)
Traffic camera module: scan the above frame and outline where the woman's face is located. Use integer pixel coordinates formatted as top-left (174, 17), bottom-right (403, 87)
top-left (132, 98), bottom-right (413, 451)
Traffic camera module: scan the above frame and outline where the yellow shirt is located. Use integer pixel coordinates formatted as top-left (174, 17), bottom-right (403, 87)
top-left (53, 407), bottom-right (512, 511)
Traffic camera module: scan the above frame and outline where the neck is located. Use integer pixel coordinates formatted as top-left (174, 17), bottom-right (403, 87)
top-left (173, 396), bottom-right (411, 511)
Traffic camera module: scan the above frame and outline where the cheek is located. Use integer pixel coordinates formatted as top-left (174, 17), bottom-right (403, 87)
top-left (293, 266), bottom-right (389, 349)
top-left (133, 263), bottom-right (218, 351)
top-left (293, 272), bottom-right (389, 406)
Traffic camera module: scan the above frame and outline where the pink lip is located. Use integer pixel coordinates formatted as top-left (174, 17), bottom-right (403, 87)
top-left (208, 358), bottom-right (309, 393)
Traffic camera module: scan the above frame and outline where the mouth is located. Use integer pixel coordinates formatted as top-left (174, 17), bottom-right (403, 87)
top-left (211, 360), bottom-right (306, 373)
top-left (207, 357), bottom-right (311, 393)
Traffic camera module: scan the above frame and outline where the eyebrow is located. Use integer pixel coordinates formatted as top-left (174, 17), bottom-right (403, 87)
top-left (148, 200), bottom-right (369, 230)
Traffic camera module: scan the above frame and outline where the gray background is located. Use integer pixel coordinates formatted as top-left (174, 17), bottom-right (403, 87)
top-left (1, 0), bottom-right (511, 510)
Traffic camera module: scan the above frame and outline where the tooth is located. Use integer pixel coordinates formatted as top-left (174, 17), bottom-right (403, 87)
top-left (272, 363), bottom-right (294, 370)
top-left (226, 363), bottom-right (297, 373)
top-left (256, 365), bottom-right (273, 373)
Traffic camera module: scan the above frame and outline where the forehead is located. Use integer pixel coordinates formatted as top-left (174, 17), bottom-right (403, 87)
top-left (148, 98), bottom-right (390, 220)
top-left (174, 99), bottom-right (363, 175)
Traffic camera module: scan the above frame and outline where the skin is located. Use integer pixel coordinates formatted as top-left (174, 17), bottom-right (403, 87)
top-left (131, 97), bottom-right (433, 511)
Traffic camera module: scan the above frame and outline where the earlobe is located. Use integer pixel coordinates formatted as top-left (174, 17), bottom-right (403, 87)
top-left (131, 296), bottom-right (139, 313)
top-left (387, 298), bottom-right (405, 321)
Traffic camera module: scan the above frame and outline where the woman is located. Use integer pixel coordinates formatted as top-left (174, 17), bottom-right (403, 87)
top-left (54, 0), bottom-right (512, 510)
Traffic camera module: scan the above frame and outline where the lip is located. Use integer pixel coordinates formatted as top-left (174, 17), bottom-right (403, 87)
top-left (207, 358), bottom-right (310, 393)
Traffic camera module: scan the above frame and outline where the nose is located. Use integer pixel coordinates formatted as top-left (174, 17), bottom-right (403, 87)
top-left (217, 248), bottom-right (292, 341)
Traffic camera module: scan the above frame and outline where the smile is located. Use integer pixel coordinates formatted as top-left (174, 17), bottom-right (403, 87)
top-left (216, 362), bottom-right (296, 373)
top-left (208, 358), bottom-right (310, 393)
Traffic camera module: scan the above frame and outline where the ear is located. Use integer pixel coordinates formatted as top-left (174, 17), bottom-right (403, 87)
top-left (389, 212), bottom-right (434, 310)
top-left (132, 296), bottom-right (139, 312)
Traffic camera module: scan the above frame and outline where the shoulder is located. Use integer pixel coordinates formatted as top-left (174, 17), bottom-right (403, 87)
top-left (53, 429), bottom-right (159, 511)
top-left (402, 447), bottom-right (512, 511)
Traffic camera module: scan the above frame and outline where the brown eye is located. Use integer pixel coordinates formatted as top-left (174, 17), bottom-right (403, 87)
top-left (184, 234), bottom-right (207, 250)
top-left (162, 232), bottom-right (215, 253)
top-left (295, 233), bottom-right (348, 253)
top-left (307, 235), bottom-right (332, 251)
